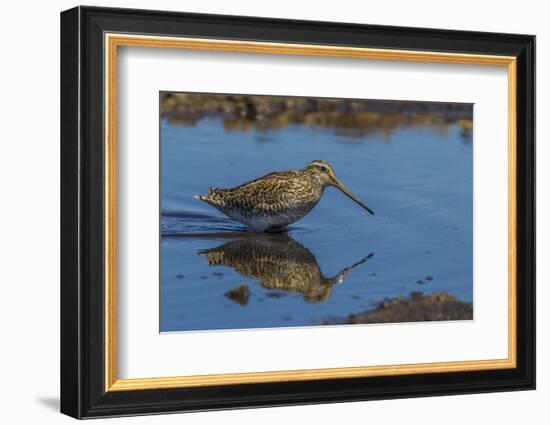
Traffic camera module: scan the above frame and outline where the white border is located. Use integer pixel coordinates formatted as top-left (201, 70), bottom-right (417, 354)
top-left (117, 47), bottom-right (508, 379)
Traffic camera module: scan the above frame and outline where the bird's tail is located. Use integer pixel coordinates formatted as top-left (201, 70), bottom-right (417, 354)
top-left (194, 188), bottom-right (223, 206)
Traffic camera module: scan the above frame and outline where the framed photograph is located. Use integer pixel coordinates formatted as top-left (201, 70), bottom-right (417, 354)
top-left (60, 6), bottom-right (535, 419)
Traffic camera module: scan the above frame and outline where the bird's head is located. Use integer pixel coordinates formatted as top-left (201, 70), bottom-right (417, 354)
top-left (305, 160), bottom-right (375, 215)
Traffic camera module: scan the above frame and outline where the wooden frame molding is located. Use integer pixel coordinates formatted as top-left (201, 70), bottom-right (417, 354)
top-left (103, 33), bottom-right (518, 392)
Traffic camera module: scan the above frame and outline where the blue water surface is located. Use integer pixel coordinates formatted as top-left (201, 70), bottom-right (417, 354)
top-left (160, 117), bottom-right (473, 332)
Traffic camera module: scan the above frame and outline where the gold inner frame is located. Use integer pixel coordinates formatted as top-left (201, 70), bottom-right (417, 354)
top-left (104, 33), bottom-right (517, 392)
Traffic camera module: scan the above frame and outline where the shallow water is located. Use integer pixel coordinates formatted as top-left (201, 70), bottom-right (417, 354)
top-left (160, 117), bottom-right (473, 332)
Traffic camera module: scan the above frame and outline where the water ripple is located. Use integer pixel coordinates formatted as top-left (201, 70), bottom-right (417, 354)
top-left (161, 210), bottom-right (244, 234)
top-left (161, 209), bottom-right (312, 236)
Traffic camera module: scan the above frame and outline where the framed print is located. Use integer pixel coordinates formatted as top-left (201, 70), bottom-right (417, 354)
top-left (60, 6), bottom-right (535, 419)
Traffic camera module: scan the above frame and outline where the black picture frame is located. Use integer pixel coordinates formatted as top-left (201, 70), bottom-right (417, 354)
top-left (61, 5), bottom-right (535, 419)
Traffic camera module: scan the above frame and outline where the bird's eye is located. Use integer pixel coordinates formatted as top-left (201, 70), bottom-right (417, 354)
top-left (321, 166), bottom-right (328, 173)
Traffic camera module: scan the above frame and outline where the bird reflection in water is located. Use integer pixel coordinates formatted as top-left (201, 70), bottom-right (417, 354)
top-left (198, 233), bottom-right (373, 303)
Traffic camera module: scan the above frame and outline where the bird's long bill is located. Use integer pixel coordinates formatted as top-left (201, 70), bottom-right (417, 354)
top-left (332, 178), bottom-right (375, 215)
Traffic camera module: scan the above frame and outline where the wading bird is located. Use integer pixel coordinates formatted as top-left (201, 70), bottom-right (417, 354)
top-left (199, 234), bottom-right (374, 302)
top-left (195, 160), bottom-right (374, 232)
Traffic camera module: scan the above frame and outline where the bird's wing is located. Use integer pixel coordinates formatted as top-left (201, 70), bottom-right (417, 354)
top-left (230, 170), bottom-right (300, 189)
top-left (224, 171), bottom-right (304, 215)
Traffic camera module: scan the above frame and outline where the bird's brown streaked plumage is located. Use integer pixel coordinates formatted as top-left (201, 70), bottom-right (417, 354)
top-left (198, 233), bottom-right (374, 302)
top-left (195, 160), bottom-right (374, 232)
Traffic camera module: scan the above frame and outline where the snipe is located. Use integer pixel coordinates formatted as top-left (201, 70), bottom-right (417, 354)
top-left (199, 234), bottom-right (374, 302)
top-left (195, 160), bottom-right (374, 232)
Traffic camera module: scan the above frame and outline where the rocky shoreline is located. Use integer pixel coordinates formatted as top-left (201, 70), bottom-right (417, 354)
top-left (160, 93), bottom-right (473, 136)
top-left (324, 291), bottom-right (473, 325)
